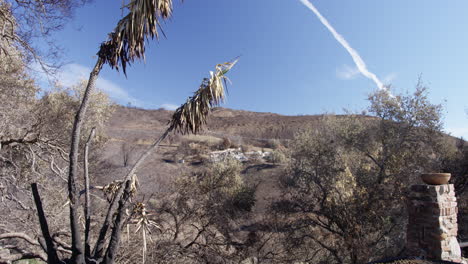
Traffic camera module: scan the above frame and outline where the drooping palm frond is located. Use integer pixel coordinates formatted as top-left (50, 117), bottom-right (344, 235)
top-left (169, 59), bottom-right (239, 134)
top-left (98, 0), bottom-right (173, 74)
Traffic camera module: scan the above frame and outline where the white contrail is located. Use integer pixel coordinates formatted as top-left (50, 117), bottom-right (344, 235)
top-left (299, 0), bottom-right (385, 90)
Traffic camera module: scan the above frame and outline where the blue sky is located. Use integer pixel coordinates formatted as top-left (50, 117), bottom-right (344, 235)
top-left (40, 0), bottom-right (468, 138)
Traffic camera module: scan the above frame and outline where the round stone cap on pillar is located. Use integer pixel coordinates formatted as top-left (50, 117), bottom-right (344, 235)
top-left (421, 173), bottom-right (451, 185)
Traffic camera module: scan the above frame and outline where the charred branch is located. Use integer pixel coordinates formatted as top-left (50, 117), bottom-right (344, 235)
top-left (31, 183), bottom-right (60, 263)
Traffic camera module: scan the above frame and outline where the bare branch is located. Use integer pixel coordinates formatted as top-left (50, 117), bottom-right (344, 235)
top-left (4, 194), bottom-right (31, 210)
top-left (0, 250), bottom-right (47, 262)
top-left (0, 232), bottom-right (40, 246)
top-left (94, 129), bottom-right (170, 262)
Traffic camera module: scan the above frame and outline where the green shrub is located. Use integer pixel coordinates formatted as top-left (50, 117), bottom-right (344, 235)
top-left (226, 185), bottom-right (256, 217)
top-left (267, 139), bottom-right (282, 149)
top-left (219, 137), bottom-right (232, 150)
top-left (268, 150), bottom-right (287, 164)
top-left (240, 144), bottom-right (253, 153)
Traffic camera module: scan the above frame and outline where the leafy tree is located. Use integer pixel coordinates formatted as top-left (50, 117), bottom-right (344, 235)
top-left (0, 79), bottom-right (113, 263)
top-left (440, 137), bottom-right (468, 196)
top-left (0, 44), bottom-right (37, 148)
top-left (0, 0), bottom-right (90, 68)
top-left (439, 137), bottom-right (468, 244)
top-left (274, 84), bottom-right (445, 263)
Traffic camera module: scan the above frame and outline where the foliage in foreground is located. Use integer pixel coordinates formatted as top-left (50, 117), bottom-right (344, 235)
top-left (273, 85), bottom-right (447, 264)
top-left (115, 158), bottom-right (257, 264)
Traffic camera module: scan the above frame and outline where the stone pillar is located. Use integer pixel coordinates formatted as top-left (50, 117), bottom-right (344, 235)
top-left (407, 184), bottom-right (463, 263)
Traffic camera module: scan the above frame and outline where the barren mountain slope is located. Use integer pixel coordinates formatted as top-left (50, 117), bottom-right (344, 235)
top-left (98, 106), bottom-right (354, 200)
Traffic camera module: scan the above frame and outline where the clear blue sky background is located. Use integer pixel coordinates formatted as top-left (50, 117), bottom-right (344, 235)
top-left (44, 0), bottom-right (468, 138)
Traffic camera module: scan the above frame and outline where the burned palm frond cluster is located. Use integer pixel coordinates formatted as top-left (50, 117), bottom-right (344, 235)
top-left (169, 59), bottom-right (238, 135)
top-left (125, 202), bottom-right (161, 264)
top-left (100, 174), bottom-right (139, 202)
top-left (98, 0), bottom-right (173, 74)
top-left (129, 202), bottom-right (160, 234)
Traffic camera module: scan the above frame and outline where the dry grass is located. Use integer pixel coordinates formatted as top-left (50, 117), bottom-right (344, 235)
top-left (182, 134), bottom-right (222, 146)
top-left (134, 139), bottom-right (155, 145)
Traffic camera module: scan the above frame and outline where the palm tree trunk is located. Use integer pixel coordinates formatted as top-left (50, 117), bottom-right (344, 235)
top-left (84, 128), bottom-right (95, 261)
top-left (68, 58), bottom-right (104, 264)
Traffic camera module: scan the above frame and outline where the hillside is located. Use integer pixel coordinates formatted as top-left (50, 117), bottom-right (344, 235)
top-left (99, 106), bottom-right (366, 195)
top-left (98, 106), bottom-right (331, 208)
top-left (99, 105), bottom-right (462, 201)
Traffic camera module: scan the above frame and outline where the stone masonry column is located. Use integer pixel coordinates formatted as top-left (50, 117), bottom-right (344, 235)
top-left (407, 184), bottom-right (463, 263)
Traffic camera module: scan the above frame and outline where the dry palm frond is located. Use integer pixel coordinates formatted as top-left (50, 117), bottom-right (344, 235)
top-left (101, 174), bottom-right (139, 202)
top-left (169, 59), bottom-right (239, 134)
top-left (98, 0), bottom-right (173, 75)
top-left (128, 202), bottom-right (161, 264)
top-left (102, 181), bottom-right (123, 201)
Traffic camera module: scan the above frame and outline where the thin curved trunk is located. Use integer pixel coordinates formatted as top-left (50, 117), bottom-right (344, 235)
top-left (68, 58), bottom-right (104, 264)
top-left (99, 129), bottom-right (170, 264)
top-left (84, 128), bottom-right (95, 261)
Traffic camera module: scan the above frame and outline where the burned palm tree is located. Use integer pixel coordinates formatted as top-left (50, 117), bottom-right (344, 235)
top-left (98, 0), bottom-right (173, 75)
top-left (25, 0), bottom-right (237, 262)
top-left (64, 1), bottom-right (173, 264)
